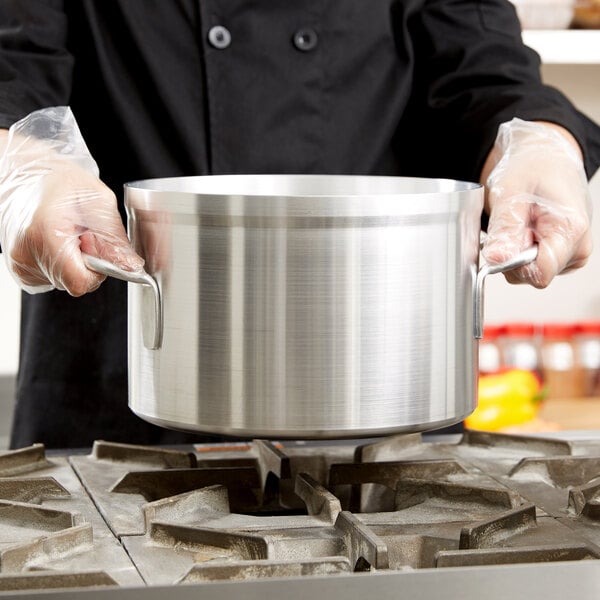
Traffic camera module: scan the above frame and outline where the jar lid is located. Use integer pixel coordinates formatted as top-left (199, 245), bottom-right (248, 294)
top-left (542, 323), bottom-right (576, 339)
top-left (574, 321), bottom-right (600, 336)
top-left (482, 324), bottom-right (505, 340)
top-left (502, 322), bottom-right (536, 337)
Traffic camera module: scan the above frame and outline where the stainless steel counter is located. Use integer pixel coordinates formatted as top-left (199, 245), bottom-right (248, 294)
top-left (2, 560), bottom-right (600, 600)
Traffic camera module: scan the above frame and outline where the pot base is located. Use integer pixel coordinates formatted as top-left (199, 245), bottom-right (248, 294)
top-left (130, 409), bottom-right (471, 440)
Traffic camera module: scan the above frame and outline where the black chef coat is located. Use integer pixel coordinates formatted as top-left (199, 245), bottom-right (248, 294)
top-left (1, 0), bottom-right (599, 449)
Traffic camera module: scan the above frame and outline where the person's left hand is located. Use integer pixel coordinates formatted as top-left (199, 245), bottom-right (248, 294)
top-left (481, 118), bottom-right (592, 289)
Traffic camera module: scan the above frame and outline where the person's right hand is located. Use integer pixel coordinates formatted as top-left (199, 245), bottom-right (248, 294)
top-left (0, 107), bottom-right (144, 296)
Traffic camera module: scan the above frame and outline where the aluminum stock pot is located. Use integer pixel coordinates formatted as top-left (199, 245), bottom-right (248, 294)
top-left (84, 175), bottom-right (536, 438)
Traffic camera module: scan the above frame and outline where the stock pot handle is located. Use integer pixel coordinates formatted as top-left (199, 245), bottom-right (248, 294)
top-left (82, 253), bottom-right (162, 350)
top-left (473, 245), bottom-right (538, 340)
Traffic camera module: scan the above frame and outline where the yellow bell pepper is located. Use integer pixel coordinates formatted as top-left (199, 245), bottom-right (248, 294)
top-left (465, 369), bottom-right (543, 432)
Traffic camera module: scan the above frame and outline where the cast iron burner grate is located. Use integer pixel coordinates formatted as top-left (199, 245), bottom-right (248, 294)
top-left (3, 432), bottom-right (600, 590)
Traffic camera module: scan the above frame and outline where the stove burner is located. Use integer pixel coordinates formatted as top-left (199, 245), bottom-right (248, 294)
top-left (2, 431), bottom-right (600, 593)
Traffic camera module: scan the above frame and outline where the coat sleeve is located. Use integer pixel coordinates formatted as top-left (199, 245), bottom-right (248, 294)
top-left (397, 0), bottom-right (600, 181)
top-left (0, 0), bottom-right (73, 128)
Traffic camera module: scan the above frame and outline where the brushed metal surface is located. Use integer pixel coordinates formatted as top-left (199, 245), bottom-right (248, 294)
top-left (124, 175), bottom-right (484, 438)
top-left (4, 561), bottom-right (600, 600)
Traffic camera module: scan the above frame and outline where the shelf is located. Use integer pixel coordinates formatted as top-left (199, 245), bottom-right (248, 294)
top-left (538, 396), bottom-right (600, 429)
top-left (522, 30), bottom-right (600, 64)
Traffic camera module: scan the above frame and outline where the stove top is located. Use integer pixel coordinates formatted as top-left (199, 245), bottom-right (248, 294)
top-left (2, 431), bottom-right (600, 599)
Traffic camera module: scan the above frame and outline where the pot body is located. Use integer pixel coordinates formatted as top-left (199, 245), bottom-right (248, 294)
top-left (125, 175), bottom-right (484, 438)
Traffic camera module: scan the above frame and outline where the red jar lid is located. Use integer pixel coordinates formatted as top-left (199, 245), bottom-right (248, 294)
top-left (542, 323), bottom-right (576, 339)
top-left (502, 322), bottom-right (536, 337)
top-left (574, 321), bottom-right (600, 336)
top-left (482, 324), bottom-right (505, 340)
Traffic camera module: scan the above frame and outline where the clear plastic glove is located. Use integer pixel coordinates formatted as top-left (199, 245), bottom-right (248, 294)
top-left (0, 106), bottom-right (144, 296)
top-left (482, 118), bottom-right (592, 289)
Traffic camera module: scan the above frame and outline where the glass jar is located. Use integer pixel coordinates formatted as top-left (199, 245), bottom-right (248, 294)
top-left (573, 321), bottom-right (600, 397)
top-left (541, 323), bottom-right (585, 399)
top-left (499, 322), bottom-right (541, 379)
top-left (479, 324), bottom-right (504, 374)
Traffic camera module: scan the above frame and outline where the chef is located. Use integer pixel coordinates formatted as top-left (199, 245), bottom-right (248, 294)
top-left (0, 1), bottom-right (599, 449)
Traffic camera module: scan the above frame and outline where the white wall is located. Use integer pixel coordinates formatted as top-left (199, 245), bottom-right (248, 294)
top-left (0, 255), bottom-right (19, 376)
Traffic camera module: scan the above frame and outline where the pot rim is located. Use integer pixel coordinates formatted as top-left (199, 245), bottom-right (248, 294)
top-left (125, 174), bottom-right (484, 218)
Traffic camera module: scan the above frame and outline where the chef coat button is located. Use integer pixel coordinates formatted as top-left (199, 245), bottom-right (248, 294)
top-left (208, 25), bottom-right (231, 49)
top-left (293, 28), bottom-right (318, 52)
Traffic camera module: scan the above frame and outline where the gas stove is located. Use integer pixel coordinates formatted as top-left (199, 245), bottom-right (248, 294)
top-left (2, 431), bottom-right (600, 599)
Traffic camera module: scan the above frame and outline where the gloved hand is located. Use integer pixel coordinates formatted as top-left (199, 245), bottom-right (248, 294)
top-left (481, 118), bottom-right (592, 288)
top-left (0, 106), bottom-right (144, 296)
